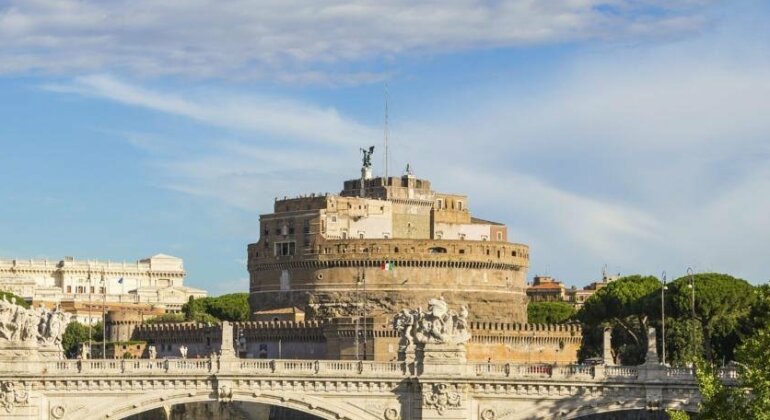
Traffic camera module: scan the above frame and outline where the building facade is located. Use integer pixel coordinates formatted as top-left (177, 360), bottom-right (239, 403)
top-left (0, 254), bottom-right (207, 322)
top-left (248, 166), bottom-right (530, 323)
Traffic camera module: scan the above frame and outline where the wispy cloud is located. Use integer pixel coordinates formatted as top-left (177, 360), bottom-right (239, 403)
top-left (38, 4), bottom-right (770, 285)
top-left (44, 75), bottom-right (377, 146)
top-left (1, 0), bottom-right (712, 82)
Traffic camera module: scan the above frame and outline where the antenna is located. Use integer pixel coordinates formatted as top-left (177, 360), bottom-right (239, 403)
top-left (384, 84), bottom-right (389, 179)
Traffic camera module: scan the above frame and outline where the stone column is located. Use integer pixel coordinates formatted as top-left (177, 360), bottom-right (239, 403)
top-left (219, 321), bottom-right (236, 359)
top-left (602, 326), bottom-right (614, 366)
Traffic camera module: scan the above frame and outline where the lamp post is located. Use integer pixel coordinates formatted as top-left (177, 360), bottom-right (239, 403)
top-left (661, 271), bottom-right (667, 366)
top-left (355, 268), bottom-right (367, 361)
top-left (687, 267), bottom-right (695, 362)
top-left (101, 277), bottom-right (106, 359)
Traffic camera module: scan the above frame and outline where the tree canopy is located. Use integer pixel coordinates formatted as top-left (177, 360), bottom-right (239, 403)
top-left (61, 320), bottom-right (103, 358)
top-left (577, 275), bottom-right (661, 364)
top-left (527, 301), bottom-right (576, 324)
top-left (667, 273), bottom-right (755, 362)
top-left (180, 293), bottom-right (250, 323)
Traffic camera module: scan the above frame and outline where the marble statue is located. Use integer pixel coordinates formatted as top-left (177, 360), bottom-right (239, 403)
top-left (392, 297), bottom-right (471, 351)
top-left (0, 297), bottom-right (70, 349)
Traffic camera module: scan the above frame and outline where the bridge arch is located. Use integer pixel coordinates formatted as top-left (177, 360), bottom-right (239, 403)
top-left (94, 389), bottom-right (382, 420)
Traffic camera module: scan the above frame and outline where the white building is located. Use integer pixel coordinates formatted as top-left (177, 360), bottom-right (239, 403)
top-left (0, 254), bottom-right (207, 314)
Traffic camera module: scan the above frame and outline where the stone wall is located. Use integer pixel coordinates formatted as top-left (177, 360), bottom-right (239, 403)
top-left (128, 319), bottom-right (581, 364)
top-left (249, 238), bottom-right (529, 322)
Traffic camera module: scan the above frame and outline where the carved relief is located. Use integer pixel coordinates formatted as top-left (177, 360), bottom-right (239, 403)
top-left (480, 408), bottom-right (496, 420)
top-left (218, 384), bottom-right (233, 402)
top-left (0, 297), bottom-right (70, 351)
top-left (383, 407), bottom-right (399, 420)
top-left (0, 381), bottom-right (29, 413)
top-left (422, 383), bottom-right (462, 415)
top-left (50, 405), bottom-right (66, 419)
top-left (393, 297), bottom-right (470, 351)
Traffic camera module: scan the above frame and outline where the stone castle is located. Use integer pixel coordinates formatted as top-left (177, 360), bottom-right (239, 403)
top-left (101, 154), bottom-right (582, 365)
top-left (248, 155), bottom-right (530, 323)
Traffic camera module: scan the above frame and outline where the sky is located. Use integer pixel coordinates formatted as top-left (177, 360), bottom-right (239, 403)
top-left (1, 0), bottom-right (768, 295)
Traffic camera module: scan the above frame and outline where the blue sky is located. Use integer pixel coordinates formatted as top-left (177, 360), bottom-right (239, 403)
top-left (1, 1), bottom-right (769, 295)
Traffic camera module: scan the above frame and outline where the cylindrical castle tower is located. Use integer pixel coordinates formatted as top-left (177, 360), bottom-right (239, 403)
top-left (247, 166), bottom-right (530, 323)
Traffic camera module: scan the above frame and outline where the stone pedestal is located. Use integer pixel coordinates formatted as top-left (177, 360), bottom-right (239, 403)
top-left (219, 321), bottom-right (236, 359)
top-left (416, 343), bottom-right (468, 376)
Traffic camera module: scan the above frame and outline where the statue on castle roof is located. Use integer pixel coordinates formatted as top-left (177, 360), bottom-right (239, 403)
top-left (360, 145), bottom-right (374, 168)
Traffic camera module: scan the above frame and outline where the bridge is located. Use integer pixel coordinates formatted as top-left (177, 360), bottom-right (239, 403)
top-left (0, 352), bottom-right (738, 420)
top-left (0, 297), bottom-right (733, 420)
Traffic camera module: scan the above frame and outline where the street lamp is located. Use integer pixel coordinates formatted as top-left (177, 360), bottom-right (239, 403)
top-left (661, 271), bottom-right (668, 366)
top-left (355, 268), bottom-right (367, 361)
top-left (687, 267), bottom-right (696, 362)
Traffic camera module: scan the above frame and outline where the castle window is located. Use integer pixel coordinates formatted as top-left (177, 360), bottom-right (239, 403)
top-left (436, 199), bottom-right (443, 209)
top-left (359, 233), bottom-right (365, 239)
top-left (459, 249), bottom-right (465, 254)
top-left (274, 241), bottom-right (296, 257)
top-left (394, 247), bottom-right (399, 253)
top-left (90, 286), bottom-right (95, 294)
top-left (497, 232), bottom-right (503, 241)
top-left (66, 286), bottom-right (72, 293)
top-left (457, 201), bottom-right (464, 211)
top-left (512, 251), bottom-right (517, 257)
top-left (264, 228), bottom-right (269, 236)
top-left (458, 234), bottom-right (465, 240)
top-left (429, 247), bottom-right (447, 254)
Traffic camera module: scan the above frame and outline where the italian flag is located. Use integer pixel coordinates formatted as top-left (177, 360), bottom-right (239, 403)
top-left (380, 262), bottom-right (394, 271)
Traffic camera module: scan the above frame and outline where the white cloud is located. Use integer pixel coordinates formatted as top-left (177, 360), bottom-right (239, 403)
top-left (41, 5), bottom-right (770, 285)
top-left (1, 0), bottom-right (711, 81)
top-left (44, 74), bottom-right (378, 146)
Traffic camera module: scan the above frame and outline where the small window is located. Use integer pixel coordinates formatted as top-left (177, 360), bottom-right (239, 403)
top-left (497, 232), bottom-right (503, 241)
top-left (457, 201), bottom-right (464, 211)
top-left (359, 233), bottom-right (365, 239)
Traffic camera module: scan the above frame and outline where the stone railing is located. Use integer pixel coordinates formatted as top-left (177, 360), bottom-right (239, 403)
top-left (1, 358), bottom-right (740, 386)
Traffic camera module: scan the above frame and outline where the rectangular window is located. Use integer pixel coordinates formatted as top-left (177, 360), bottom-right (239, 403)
top-left (273, 241), bottom-right (296, 256)
top-left (497, 232), bottom-right (503, 241)
top-left (66, 286), bottom-right (72, 293)
top-left (90, 286), bottom-right (95, 293)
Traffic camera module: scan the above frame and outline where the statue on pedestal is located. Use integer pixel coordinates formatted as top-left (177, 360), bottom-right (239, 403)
top-left (0, 297), bottom-right (71, 359)
top-left (393, 297), bottom-right (471, 369)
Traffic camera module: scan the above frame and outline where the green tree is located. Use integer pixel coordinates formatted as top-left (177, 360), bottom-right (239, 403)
top-left (668, 273), bottom-right (755, 363)
top-left (527, 301), bottom-right (576, 324)
top-left (204, 293), bottom-right (249, 321)
top-left (62, 321), bottom-right (90, 358)
top-left (180, 293), bottom-right (250, 322)
top-left (577, 275), bottom-right (661, 364)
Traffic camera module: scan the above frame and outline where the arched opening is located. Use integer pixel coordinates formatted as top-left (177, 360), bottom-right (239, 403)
top-left (125, 401), bottom-right (325, 420)
top-left (104, 389), bottom-right (381, 420)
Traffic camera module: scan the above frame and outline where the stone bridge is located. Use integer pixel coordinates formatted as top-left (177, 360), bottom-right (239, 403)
top-left (0, 355), bottom-right (738, 420)
top-left (0, 298), bottom-right (735, 419)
